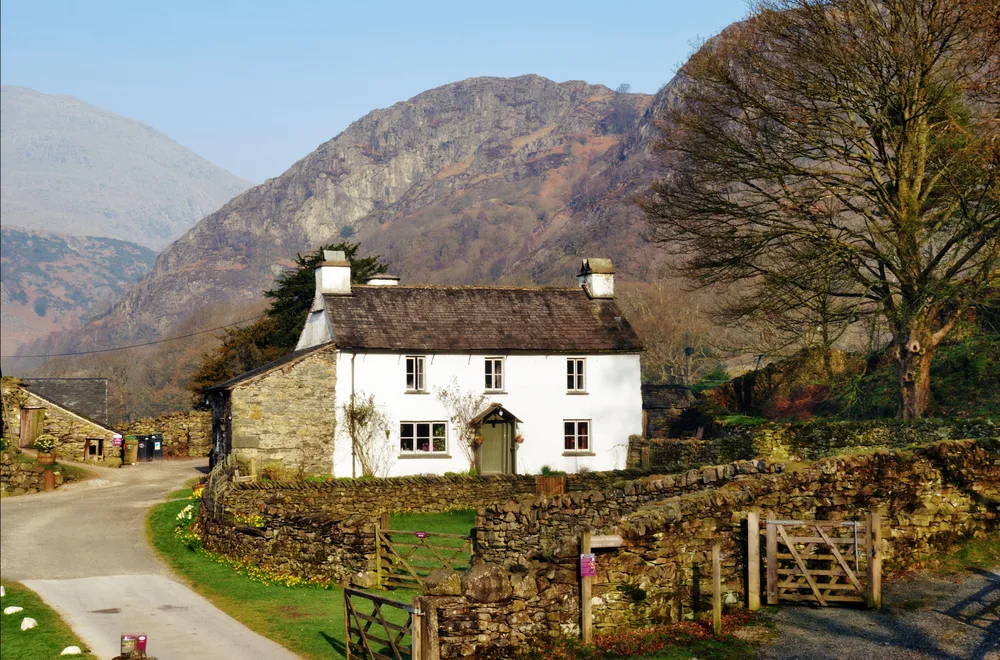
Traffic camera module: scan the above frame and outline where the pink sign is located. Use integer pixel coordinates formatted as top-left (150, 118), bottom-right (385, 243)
top-left (113, 435), bottom-right (123, 447)
top-left (580, 553), bottom-right (596, 577)
top-left (415, 532), bottom-right (427, 539)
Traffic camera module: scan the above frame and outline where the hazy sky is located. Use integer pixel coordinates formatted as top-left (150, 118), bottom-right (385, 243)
top-left (1, 0), bottom-right (748, 182)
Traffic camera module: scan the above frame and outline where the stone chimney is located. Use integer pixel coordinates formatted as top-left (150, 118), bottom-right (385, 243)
top-left (577, 258), bottom-right (614, 299)
top-left (312, 250), bottom-right (351, 310)
top-left (364, 275), bottom-right (401, 286)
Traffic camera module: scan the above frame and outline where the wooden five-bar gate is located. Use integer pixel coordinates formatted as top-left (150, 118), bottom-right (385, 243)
top-left (375, 516), bottom-right (472, 590)
top-left (344, 588), bottom-right (425, 660)
top-left (748, 511), bottom-right (882, 609)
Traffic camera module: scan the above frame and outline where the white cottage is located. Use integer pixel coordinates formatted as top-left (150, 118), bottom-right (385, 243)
top-left (210, 252), bottom-right (643, 477)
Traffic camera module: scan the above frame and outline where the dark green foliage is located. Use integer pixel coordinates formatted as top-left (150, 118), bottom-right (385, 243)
top-left (831, 332), bottom-right (1000, 420)
top-left (691, 365), bottom-right (730, 394)
top-left (189, 243), bottom-right (389, 404)
top-left (339, 225), bottom-right (355, 238)
top-left (262, 242), bottom-right (388, 350)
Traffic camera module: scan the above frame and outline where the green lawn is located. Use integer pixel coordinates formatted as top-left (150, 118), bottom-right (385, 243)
top-left (147, 489), bottom-right (421, 659)
top-left (389, 509), bottom-right (475, 536)
top-left (0, 581), bottom-right (97, 660)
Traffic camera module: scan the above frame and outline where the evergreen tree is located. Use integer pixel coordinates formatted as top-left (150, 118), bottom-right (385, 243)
top-left (189, 243), bottom-right (389, 404)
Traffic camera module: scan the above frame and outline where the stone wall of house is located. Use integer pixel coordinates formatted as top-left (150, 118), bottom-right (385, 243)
top-left (628, 417), bottom-right (999, 471)
top-left (2, 379), bottom-right (120, 465)
top-left (420, 439), bottom-right (999, 657)
top-left (0, 450), bottom-right (68, 495)
top-left (119, 411), bottom-right (212, 458)
top-left (228, 348), bottom-right (337, 474)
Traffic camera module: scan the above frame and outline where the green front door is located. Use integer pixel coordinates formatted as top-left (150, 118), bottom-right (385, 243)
top-left (479, 422), bottom-right (511, 475)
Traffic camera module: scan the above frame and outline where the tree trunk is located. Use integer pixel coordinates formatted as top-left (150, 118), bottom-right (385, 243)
top-left (895, 320), bottom-right (935, 420)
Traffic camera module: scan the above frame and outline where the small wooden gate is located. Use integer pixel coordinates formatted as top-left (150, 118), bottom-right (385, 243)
top-left (19, 407), bottom-right (45, 448)
top-left (376, 523), bottom-right (472, 590)
top-left (756, 512), bottom-right (882, 608)
top-left (344, 588), bottom-right (423, 660)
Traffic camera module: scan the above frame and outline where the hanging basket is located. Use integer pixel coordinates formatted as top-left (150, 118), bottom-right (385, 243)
top-left (514, 435), bottom-right (525, 445)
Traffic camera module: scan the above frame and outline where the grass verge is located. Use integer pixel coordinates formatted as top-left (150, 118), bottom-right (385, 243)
top-left (0, 581), bottom-right (97, 660)
top-left (931, 535), bottom-right (1000, 575)
top-left (147, 488), bottom-right (418, 659)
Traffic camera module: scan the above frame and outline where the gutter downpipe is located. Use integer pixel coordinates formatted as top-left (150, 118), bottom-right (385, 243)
top-left (351, 351), bottom-right (357, 479)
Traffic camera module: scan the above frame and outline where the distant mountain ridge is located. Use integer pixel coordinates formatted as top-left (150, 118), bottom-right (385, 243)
top-left (1, 85), bottom-right (252, 249)
top-left (22, 73), bottom-right (686, 412)
top-left (1, 227), bottom-right (156, 360)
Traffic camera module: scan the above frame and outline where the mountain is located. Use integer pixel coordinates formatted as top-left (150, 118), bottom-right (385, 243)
top-left (21, 74), bottom-right (683, 412)
top-left (1, 227), bottom-right (156, 360)
top-left (0, 86), bottom-right (252, 249)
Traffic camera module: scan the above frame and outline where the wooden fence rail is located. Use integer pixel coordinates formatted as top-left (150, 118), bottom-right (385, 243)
top-left (344, 587), bottom-right (424, 660)
top-left (375, 517), bottom-right (472, 590)
top-left (748, 511), bottom-right (882, 608)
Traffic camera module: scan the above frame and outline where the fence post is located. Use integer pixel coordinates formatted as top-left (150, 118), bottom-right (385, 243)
top-left (866, 512), bottom-right (882, 609)
top-left (581, 530), bottom-right (592, 645)
top-left (712, 543), bottom-right (722, 635)
top-left (412, 608), bottom-right (423, 660)
top-left (249, 457), bottom-right (257, 482)
top-left (765, 510), bottom-right (777, 605)
top-left (374, 517), bottom-right (383, 590)
top-left (747, 511), bottom-right (760, 611)
top-left (344, 590), bottom-right (352, 660)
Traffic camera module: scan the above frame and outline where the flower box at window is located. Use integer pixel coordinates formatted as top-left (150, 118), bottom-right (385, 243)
top-left (485, 357), bottom-right (504, 391)
top-left (567, 358), bottom-right (586, 392)
top-left (405, 356), bottom-right (426, 392)
top-left (400, 422), bottom-right (447, 454)
top-left (564, 420), bottom-right (590, 451)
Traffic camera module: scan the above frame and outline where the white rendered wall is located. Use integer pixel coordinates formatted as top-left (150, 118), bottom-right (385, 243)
top-left (296, 311), bottom-right (332, 350)
top-left (332, 350), bottom-right (642, 477)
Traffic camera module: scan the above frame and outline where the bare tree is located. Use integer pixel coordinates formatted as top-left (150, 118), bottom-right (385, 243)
top-left (617, 280), bottom-right (723, 385)
top-left (616, 83), bottom-right (632, 94)
top-left (341, 392), bottom-right (393, 477)
top-left (641, 0), bottom-right (1000, 418)
top-left (436, 379), bottom-right (489, 470)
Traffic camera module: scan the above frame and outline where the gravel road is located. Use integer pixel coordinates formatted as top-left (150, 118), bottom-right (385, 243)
top-left (762, 565), bottom-right (999, 660)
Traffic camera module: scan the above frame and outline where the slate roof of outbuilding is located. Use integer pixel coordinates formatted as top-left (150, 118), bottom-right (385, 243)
top-left (322, 285), bottom-right (643, 353)
top-left (20, 378), bottom-right (109, 426)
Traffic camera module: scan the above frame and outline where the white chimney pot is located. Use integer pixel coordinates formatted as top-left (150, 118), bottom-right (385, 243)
top-left (578, 258), bottom-right (614, 299)
top-left (312, 250), bottom-right (351, 309)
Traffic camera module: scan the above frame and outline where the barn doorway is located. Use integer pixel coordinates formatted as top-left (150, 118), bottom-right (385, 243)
top-left (19, 407), bottom-right (45, 448)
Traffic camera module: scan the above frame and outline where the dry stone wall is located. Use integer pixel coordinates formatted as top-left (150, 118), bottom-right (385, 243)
top-left (1, 450), bottom-right (68, 495)
top-left (420, 439), bottom-right (998, 657)
top-left (119, 411), bottom-right (211, 457)
top-left (628, 417), bottom-right (998, 471)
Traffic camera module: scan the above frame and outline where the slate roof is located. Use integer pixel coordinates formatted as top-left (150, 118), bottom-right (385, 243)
top-left (206, 342), bottom-right (334, 391)
top-left (322, 286), bottom-right (643, 353)
top-left (641, 384), bottom-right (695, 410)
top-left (20, 378), bottom-right (109, 426)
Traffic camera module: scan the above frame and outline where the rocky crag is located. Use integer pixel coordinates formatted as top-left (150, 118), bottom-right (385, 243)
top-left (28, 74), bottom-right (681, 366)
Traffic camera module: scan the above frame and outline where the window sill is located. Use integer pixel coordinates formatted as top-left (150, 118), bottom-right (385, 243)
top-left (398, 453), bottom-right (452, 459)
top-left (563, 451), bottom-right (596, 457)
top-left (566, 391), bottom-right (589, 395)
top-left (404, 390), bottom-right (430, 395)
top-left (484, 390), bottom-right (507, 395)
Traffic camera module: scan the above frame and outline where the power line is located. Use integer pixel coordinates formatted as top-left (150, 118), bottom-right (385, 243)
top-left (1, 316), bottom-right (264, 359)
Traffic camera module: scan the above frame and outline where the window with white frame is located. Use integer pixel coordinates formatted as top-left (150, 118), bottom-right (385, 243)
top-left (405, 356), bottom-right (426, 392)
top-left (567, 358), bottom-right (586, 392)
top-left (564, 420), bottom-right (591, 451)
top-left (485, 357), bottom-right (504, 391)
top-left (399, 422), bottom-right (447, 454)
